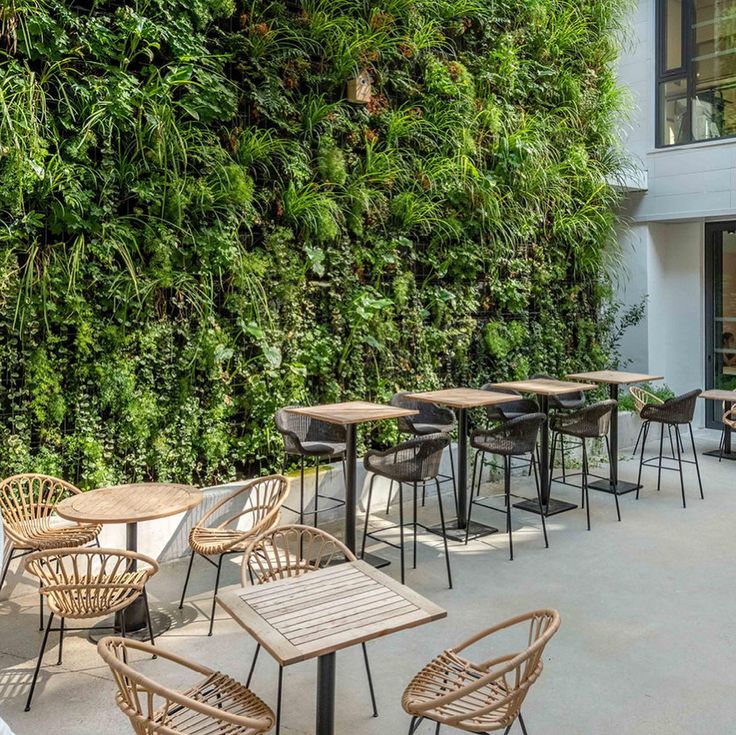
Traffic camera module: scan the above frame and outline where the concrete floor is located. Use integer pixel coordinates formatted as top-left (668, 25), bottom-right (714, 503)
top-left (1, 428), bottom-right (735, 734)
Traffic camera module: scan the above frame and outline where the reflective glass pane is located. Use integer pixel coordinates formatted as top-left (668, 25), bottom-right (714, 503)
top-left (665, 0), bottom-right (683, 70)
top-left (659, 79), bottom-right (688, 144)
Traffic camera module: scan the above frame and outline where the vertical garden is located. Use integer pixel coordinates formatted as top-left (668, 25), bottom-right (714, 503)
top-left (0, 0), bottom-right (629, 486)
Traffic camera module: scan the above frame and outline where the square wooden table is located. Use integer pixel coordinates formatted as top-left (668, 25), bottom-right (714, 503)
top-left (406, 388), bottom-right (519, 540)
top-left (285, 402), bottom-right (417, 562)
top-left (567, 370), bottom-right (664, 494)
top-left (700, 389), bottom-right (736, 460)
top-left (217, 560), bottom-right (446, 735)
top-left (492, 379), bottom-right (597, 515)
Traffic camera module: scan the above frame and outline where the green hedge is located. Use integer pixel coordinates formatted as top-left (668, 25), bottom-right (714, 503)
top-left (0, 0), bottom-right (629, 487)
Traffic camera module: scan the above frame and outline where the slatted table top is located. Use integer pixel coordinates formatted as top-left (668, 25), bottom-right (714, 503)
top-left (700, 389), bottom-right (736, 402)
top-left (217, 560), bottom-right (446, 666)
top-left (567, 370), bottom-right (664, 385)
top-left (492, 378), bottom-right (598, 396)
top-left (286, 401), bottom-right (417, 426)
top-left (407, 387), bottom-right (520, 409)
top-left (57, 483), bottom-right (202, 525)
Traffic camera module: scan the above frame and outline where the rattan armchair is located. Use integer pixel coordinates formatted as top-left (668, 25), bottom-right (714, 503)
top-left (24, 547), bottom-right (159, 711)
top-left (0, 473), bottom-right (101, 631)
top-left (241, 525), bottom-right (378, 735)
top-left (402, 609), bottom-right (561, 734)
top-left (629, 386), bottom-right (665, 457)
top-left (179, 475), bottom-right (289, 636)
top-left (98, 636), bottom-right (275, 735)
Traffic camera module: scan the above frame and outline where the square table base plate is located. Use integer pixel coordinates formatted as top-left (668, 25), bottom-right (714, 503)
top-left (360, 552), bottom-right (391, 569)
top-left (588, 479), bottom-right (640, 495)
top-left (427, 519), bottom-right (498, 542)
top-left (703, 449), bottom-right (736, 461)
top-left (513, 498), bottom-right (577, 516)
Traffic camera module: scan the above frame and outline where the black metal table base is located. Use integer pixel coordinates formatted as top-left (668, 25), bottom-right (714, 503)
top-left (703, 448), bottom-right (736, 461)
top-left (88, 609), bottom-right (171, 643)
top-left (514, 498), bottom-right (577, 516)
top-left (361, 551), bottom-right (391, 569)
top-left (428, 519), bottom-right (498, 542)
top-left (588, 478), bottom-right (640, 495)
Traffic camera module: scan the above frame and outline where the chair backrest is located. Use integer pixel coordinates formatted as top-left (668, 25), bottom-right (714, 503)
top-left (629, 385), bottom-right (664, 414)
top-left (572, 399), bottom-right (617, 438)
top-left (724, 406), bottom-right (736, 430)
top-left (661, 389), bottom-right (702, 424)
top-left (0, 474), bottom-right (82, 543)
top-left (365, 433), bottom-right (450, 482)
top-left (25, 548), bottom-right (158, 618)
top-left (531, 373), bottom-right (585, 408)
top-left (97, 636), bottom-right (273, 735)
top-left (493, 413), bottom-right (546, 455)
top-left (480, 384), bottom-right (538, 422)
top-left (390, 392), bottom-right (454, 434)
top-left (195, 475), bottom-right (289, 536)
top-left (275, 406), bottom-right (346, 454)
top-left (241, 524), bottom-right (355, 586)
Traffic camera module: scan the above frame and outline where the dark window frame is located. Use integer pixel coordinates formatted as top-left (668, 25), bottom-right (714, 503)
top-left (655, 0), bottom-right (736, 147)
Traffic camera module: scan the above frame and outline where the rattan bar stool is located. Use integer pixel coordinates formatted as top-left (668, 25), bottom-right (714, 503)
top-left (402, 609), bottom-right (561, 734)
top-left (0, 473), bottom-right (101, 632)
top-left (550, 400), bottom-right (620, 530)
top-left (242, 525), bottom-right (378, 735)
top-left (24, 547), bottom-right (158, 711)
top-left (466, 414), bottom-right (548, 560)
top-left (721, 406), bottom-right (736, 461)
top-left (387, 392), bottom-right (458, 513)
top-left (636, 389), bottom-right (703, 507)
top-left (178, 475), bottom-right (289, 636)
top-left (275, 407), bottom-right (346, 528)
top-left (98, 636), bottom-right (275, 734)
top-left (361, 434), bottom-right (453, 589)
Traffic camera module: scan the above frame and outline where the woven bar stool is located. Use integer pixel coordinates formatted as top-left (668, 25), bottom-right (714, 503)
top-left (402, 609), bottom-right (561, 735)
top-left (98, 636), bottom-right (275, 735)
top-left (466, 414), bottom-right (548, 560)
top-left (24, 547), bottom-right (158, 711)
top-left (636, 389), bottom-right (703, 507)
top-left (275, 406), bottom-right (346, 527)
top-left (550, 400), bottom-right (620, 530)
top-left (0, 473), bottom-right (101, 632)
top-left (362, 434), bottom-right (453, 588)
top-left (387, 392), bottom-right (458, 513)
top-left (242, 525), bottom-right (378, 735)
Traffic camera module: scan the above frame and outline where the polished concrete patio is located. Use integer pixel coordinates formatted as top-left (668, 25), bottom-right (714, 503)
top-left (0, 427), bottom-right (734, 734)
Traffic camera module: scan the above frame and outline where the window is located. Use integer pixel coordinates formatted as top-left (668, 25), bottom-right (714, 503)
top-left (657, 0), bottom-right (736, 146)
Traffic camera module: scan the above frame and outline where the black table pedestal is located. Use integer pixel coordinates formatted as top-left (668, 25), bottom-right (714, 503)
top-left (316, 653), bottom-right (336, 735)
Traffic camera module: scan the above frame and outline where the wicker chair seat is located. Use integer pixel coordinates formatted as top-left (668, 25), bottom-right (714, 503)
top-left (640, 389), bottom-right (701, 425)
top-left (275, 407), bottom-right (346, 458)
top-left (298, 440), bottom-right (346, 456)
top-left (402, 649), bottom-right (541, 732)
top-left (480, 385), bottom-right (539, 423)
top-left (189, 525), bottom-right (266, 556)
top-left (6, 520), bottom-right (101, 550)
top-left (391, 393), bottom-right (455, 436)
top-left (411, 421), bottom-right (454, 435)
top-left (364, 434), bottom-right (450, 483)
top-left (471, 414), bottom-right (545, 457)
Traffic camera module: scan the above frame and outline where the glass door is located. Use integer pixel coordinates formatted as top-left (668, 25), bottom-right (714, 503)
top-left (705, 220), bottom-right (736, 427)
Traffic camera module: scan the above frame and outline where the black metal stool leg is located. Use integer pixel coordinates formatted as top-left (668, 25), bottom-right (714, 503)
top-left (313, 457), bottom-right (320, 527)
top-left (636, 422), bottom-right (650, 498)
top-left (246, 643), bottom-right (261, 687)
top-left (448, 441), bottom-right (458, 516)
top-left (143, 588), bottom-right (156, 653)
top-left (518, 711), bottom-right (529, 735)
top-left (606, 436), bottom-right (621, 521)
top-left (656, 423), bottom-right (665, 493)
top-left (632, 420), bottom-right (645, 457)
top-left (39, 582), bottom-right (44, 632)
top-left (56, 617), bottom-right (64, 666)
top-left (435, 723), bottom-right (441, 734)
top-left (361, 474), bottom-right (377, 559)
top-left (531, 453), bottom-right (548, 548)
top-left (399, 483), bottom-right (405, 585)
top-left (435, 479), bottom-right (453, 589)
top-left (276, 665), bottom-right (284, 735)
top-left (504, 456), bottom-right (513, 561)
top-left (208, 554), bottom-right (224, 637)
top-left (413, 482), bottom-right (418, 569)
top-left (674, 425), bottom-right (686, 508)
top-left (25, 611), bottom-right (54, 711)
top-left (361, 643), bottom-right (379, 717)
top-left (385, 480), bottom-right (394, 515)
top-left (0, 548), bottom-right (15, 594)
top-left (689, 423), bottom-right (704, 499)
top-left (179, 549), bottom-right (195, 609)
top-left (408, 716), bottom-right (424, 735)
top-left (582, 441), bottom-right (591, 531)
top-left (559, 433), bottom-right (567, 482)
top-left (299, 457), bottom-right (305, 525)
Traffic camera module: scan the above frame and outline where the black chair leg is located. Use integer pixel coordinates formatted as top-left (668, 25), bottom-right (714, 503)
top-left (408, 716), bottom-right (424, 735)
top-left (636, 421), bottom-right (650, 498)
top-left (674, 424), bottom-right (686, 508)
top-left (435, 479), bottom-right (453, 589)
top-left (39, 583), bottom-right (44, 632)
top-left (276, 665), bottom-right (284, 735)
top-left (143, 588), bottom-right (156, 653)
top-left (689, 423), bottom-right (704, 499)
top-left (361, 474), bottom-right (377, 559)
top-left (25, 611), bottom-right (54, 711)
top-left (299, 457), bottom-right (305, 525)
top-left (504, 457), bottom-right (513, 561)
top-left (606, 436), bottom-right (621, 522)
top-left (413, 482), bottom-right (418, 570)
top-left (385, 480), bottom-right (394, 515)
top-left (582, 441), bottom-right (591, 531)
top-left (179, 549), bottom-right (196, 609)
top-left (246, 643), bottom-right (261, 687)
top-left (632, 420), bottom-right (645, 457)
top-left (399, 483), bottom-right (405, 585)
top-left (656, 423), bottom-right (665, 493)
top-left (361, 642), bottom-right (379, 717)
top-left (0, 548), bottom-right (15, 594)
top-left (56, 617), bottom-right (65, 666)
top-left (518, 711), bottom-right (529, 735)
top-left (435, 723), bottom-right (441, 734)
top-left (313, 457), bottom-right (320, 527)
top-left (531, 453), bottom-right (548, 548)
top-left (208, 554), bottom-right (224, 637)
top-left (448, 441), bottom-right (458, 516)
top-left (559, 433), bottom-right (567, 482)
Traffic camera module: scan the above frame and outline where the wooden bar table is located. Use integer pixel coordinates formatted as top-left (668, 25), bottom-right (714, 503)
top-left (57, 482), bottom-right (201, 637)
top-left (568, 370), bottom-right (664, 494)
top-left (406, 388), bottom-right (519, 540)
top-left (700, 389), bottom-right (736, 459)
top-left (492, 378), bottom-right (597, 515)
top-left (217, 560), bottom-right (445, 735)
top-left (286, 402), bottom-right (417, 565)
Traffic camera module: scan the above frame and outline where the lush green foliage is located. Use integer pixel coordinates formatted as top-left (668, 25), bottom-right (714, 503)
top-left (0, 0), bottom-right (630, 486)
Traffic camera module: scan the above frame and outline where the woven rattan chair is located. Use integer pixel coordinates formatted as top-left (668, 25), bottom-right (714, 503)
top-left (24, 547), bottom-right (158, 711)
top-left (467, 414), bottom-right (548, 559)
top-left (550, 400), bottom-right (619, 530)
top-left (636, 389), bottom-right (703, 507)
top-left (388, 392), bottom-right (458, 514)
top-left (275, 407), bottom-right (346, 529)
top-left (402, 609), bottom-right (561, 734)
top-left (241, 525), bottom-right (378, 735)
top-left (0, 473), bottom-right (101, 631)
top-left (179, 475), bottom-right (289, 636)
top-left (361, 434), bottom-right (453, 588)
top-left (98, 636), bottom-right (275, 735)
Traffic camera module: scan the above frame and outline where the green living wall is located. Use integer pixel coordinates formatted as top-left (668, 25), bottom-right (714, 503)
top-left (0, 0), bottom-right (629, 487)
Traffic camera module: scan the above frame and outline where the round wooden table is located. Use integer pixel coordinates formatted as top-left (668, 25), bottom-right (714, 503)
top-left (57, 483), bottom-right (201, 637)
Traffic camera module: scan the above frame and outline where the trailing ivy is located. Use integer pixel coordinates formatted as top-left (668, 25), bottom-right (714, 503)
top-left (0, 0), bottom-right (630, 486)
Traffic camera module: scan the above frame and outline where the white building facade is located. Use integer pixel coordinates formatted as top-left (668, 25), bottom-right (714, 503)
top-left (617, 0), bottom-right (736, 426)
